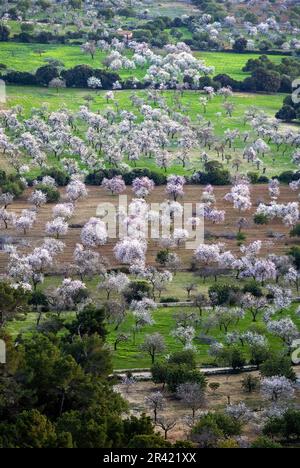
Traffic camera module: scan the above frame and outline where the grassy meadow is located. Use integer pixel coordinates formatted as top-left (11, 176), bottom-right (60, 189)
top-left (4, 271), bottom-right (300, 369)
top-left (2, 85), bottom-right (295, 177)
top-left (0, 42), bottom-right (287, 81)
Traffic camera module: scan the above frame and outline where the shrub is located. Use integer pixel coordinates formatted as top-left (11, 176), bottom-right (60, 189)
top-left (0, 24), bottom-right (10, 41)
top-left (260, 355), bottom-right (297, 382)
top-left (123, 280), bottom-right (152, 303)
top-left (160, 297), bottom-right (179, 304)
top-left (263, 410), bottom-right (300, 441)
top-left (168, 350), bottom-right (197, 369)
top-left (243, 280), bottom-right (263, 297)
top-left (241, 374), bottom-right (260, 393)
top-left (254, 213), bottom-right (269, 225)
top-left (4, 71), bottom-right (37, 85)
top-left (41, 168), bottom-right (70, 187)
top-left (251, 436), bottom-right (282, 448)
top-left (35, 65), bottom-right (60, 86)
top-left (192, 412), bottom-right (242, 447)
top-left (290, 223), bottom-right (300, 238)
top-left (209, 284), bottom-right (241, 306)
top-left (278, 171), bottom-right (300, 184)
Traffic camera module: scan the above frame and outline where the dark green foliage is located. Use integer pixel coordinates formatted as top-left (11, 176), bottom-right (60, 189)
top-left (290, 223), bottom-right (300, 238)
top-left (260, 355), bottom-right (297, 382)
top-left (243, 281), bottom-right (263, 297)
top-left (65, 305), bottom-right (107, 339)
top-left (192, 412), bottom-right (242, 448)
top-left (0, 24), bottom-right (10, 41)
top-left (241, 374), bottom-right (260, 393)
top-left (35, 184), bottom-right (60, 203)
top-left (0, 170), bottom-right (25, 197)
top-left (233, 37), bottom-right (248, 52)
top-left (123, 280), bottom-right (152, 303)
top-left (193, 161), bottom-right (231, 185)
top-left (168, 350), bottom-right (197, 369)
top-left (61, 65), bottom-right (120, 89)
top-left (254, 213), bottom-right (269, 225)
top-left (0, 281), bottom-right (30, 327)
top-left (151, 351), bottom-right (206, 392)
top-left (263, 410), bottom-right (300, 441)
top-left (35, 65), bottom-right (60, 86)
top-left (289, 246), bottom-right (300, 270)
top-left (251, 436), bottom-right (282, 448)
top-left (128, 434), bottom-right (171, 448)
top-left (40, 168), bottom-right (70, 186)
top-left (86, 168), bottom-right (166, 186)
top-left (209, 283), bottom-right (241, 306)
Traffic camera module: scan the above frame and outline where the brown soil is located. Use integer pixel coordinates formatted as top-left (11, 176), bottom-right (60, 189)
top-left (116, 368), bottom-right (300, 443)
top-left (0, 184), bottom-right (298, 273)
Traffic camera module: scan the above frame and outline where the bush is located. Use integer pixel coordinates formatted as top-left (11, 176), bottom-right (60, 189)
top-left (86, 168), bottom-right (166, 186)
top-left (192, 412), bottom-right (242, 447)
top-left (241, 374), bottom-right (260, 393)
top-left (276, 105), bottom-right (297, 121)
top-left (233, 37), bottom-right (248, 53)
top-left (61, 65), bottom-right (120, 89)
top-left (123, 168), bottom-right (166, 186)
top-left (243, 280), bottom-right (263, 297)
top-left (4, 71), bottom-right (37, 85)
top-left (260, 355), bottom-right (297, 382)
top-left (289, 246), bottom-right (300, 270)
top-left (0, 24), bottom-right (10, 41)
top-left (160, 297), bottom-right (179, 303)
top-left (278, 171), bottom-right (300, 184)
top-left (192, 161), bottom-right (231, 186)
top-left (251, 436), bottom-right (282, 448)
top-left (35, 65), bottom-right (60, 86)
top-left (209, 284), bottom-right (241, 306)
top-left (41, 168), bottom-right (70, 187)
top-left (168, 350), bottom-right (197, 369)
top-left (254, 213), bottom-right (269, 225)
top-left (290, 223), bottom-right (300, 238)
top-left (219, 347), bottom-right (246, 370)
top-left (263, 410), bottom-right (300, 441)
top-left (123, 280), bottom-right (152, 303)
top-left (0, 171), bottom-right (25, 197)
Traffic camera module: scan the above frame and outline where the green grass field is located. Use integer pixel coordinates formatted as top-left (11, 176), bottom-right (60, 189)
top-left (0, 42), bottom-right (287, 81)
top-left (2, 85), bottom-right (295, 177)
top-left (4, 272), bottom-right (300, 369)
top-left (196, 52), bottom-right (287, 80)
top-left (6, 303), bottom-right (300, 370)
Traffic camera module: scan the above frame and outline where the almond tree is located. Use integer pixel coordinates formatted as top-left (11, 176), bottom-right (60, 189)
top-left (81, 41), bottom-right (97, 60)
top-left (140, 333), bottom-right (166, 364)
top-left (261, 376), bottom-right (294, 402)
top-left (0, 208), bottom-right (15, 229)
top-left (29, 189), bottom-right (47, 210)
top-left (114, 237), bottom-right (147, 265)
top-left (81, 217), bottom-right (108, 247)
top-left (132, 177), bottom-right (155, 198)
top-left (0, 192), bottom-right (14, 209)
top-left (101, 176), bottom-right (126, 195)
top-left (144, 392), bottom-right (166, 423)
top-left (46, 217), bottom-right (68, 239)
top-left (66, 179), bottom-right (88, 203)
top-left (14, 209), bottom-right (36, 235)
top-left (166, 175), bottom-right (185, 201)
top-left (52, 203), bottom-right (74, 220)
top-left (98, 272), bottom-right (130, 300)
top-left (177, 383), bottom-right (206, 423)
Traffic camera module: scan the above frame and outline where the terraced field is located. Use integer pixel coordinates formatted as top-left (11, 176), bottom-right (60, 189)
top-left (0, 184), bottom-right (298, 275)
